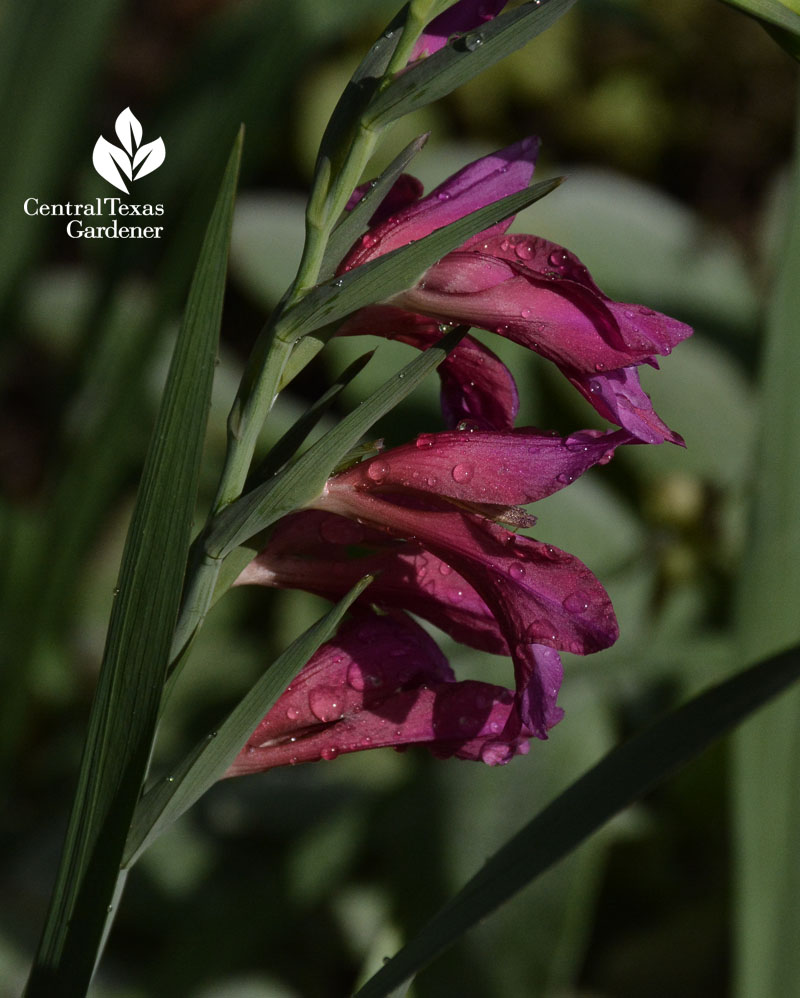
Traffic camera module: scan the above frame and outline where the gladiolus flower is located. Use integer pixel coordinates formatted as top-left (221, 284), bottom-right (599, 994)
top-left (338, 140), bottom-right (692, 443)
top-left (226, 610), bottom-right (534, 775)
top-left (239, 425), bottom-right (630, 740)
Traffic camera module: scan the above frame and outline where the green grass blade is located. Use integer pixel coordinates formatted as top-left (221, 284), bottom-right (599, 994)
top-left (366, 0), bottom-right (578, 128)
top-left (204, 326), bottom-right (467, 558)
top-left (353, 642), bottom-right (800, 998)
top-left (23, 129), bottom-right (243, 998)
top-left (731, 96), bottom-right (800, 998)
top-left (281, 176), bottom-right (562, 341)
top-left (123, 575), bottom-right (373, 867)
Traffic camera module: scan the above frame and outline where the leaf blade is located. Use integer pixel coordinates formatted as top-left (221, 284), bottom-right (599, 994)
top-left (124, 575), bottom-right (374, 866)
top-left (24, 128), bottom-right (244, 998)
top-left (354, 642), bottom-right (800, 998)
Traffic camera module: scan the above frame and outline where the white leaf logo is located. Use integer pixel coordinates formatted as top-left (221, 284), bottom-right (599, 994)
top-left (92, 108), bottom-right (165, 194)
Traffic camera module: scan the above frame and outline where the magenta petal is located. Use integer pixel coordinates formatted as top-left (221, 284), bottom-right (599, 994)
top-left (345, 173), bottom-right (425, 225)
top-left (338, 306), bottom-right (519, 430)
top-left (340, 138), bottom-right (539, 271)
top-left (316, 495), bottom-right (618, 734)
top-left (410, 0), bottom-right (510, 61)
top-left (567, 366), bottom-right (685, 446)
top-left (333, 426), bottom-right (633, 505)
top-left (237, 510), bottom-right (509, 654)
top-left (226, 611), bottom-right (531, 775)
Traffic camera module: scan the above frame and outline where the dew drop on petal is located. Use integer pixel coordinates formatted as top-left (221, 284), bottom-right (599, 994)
top-left (556, 472), bottom-right (574, 485)
top-left (346, 662), bottom-right (367, 691)
top-left (367, 461), bottom-right (389, 483)
top-left (286, 706), bottom-right (300, 721)
top-left (508, 563), bottom-right (526, 580)
top-left (526, 618), bottom-right (557, 642)
top-left (309, 688), bottom-right (345, 723)
top-left (439, 562), bottom-right (452, 576)
top-left (416, 433), bottom-right (435, 449)
top-left (563, 590), bottom-right (592, 613)
top-left (451, 463), bottom-right (474, 483)
top-left (320, 746), bottom-right (339, 761)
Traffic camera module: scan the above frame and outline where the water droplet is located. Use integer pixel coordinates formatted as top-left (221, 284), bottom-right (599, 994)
top-left (548, 249), bottom-right (568, 269)
top-left (563, 590), bottom-right (592, 613)
top-left (333, 278), bottom-right (344, 288)
top-left (451, 462), bottom-right (474, 483)
top-left (594, 362), bottom-right (606, 371)
top-left (588, 380), bottom-right (601, 394)
top-left (508, 562), bottom-right (526, 580)
top-left (309, 687), bottom-right (345, 723)
top-left (367, 460), bottom-right (389, 483)
top-left (526, 618), bottom-right (557, 642)
top-left (437, 191), bottom-right (450, 201)
top-left (438, 562), bottom-right (452, 576)
top-left (556, 472), bottom-right (574, 485)
top-left (521, 308), bottom-right (533, 319)
top-left (450, 589), bottom-right (464, 603)
top-left (286, 706), bottom-right (300, 720)
top-left (464, 32), bottom-right (484, 50)
top-left (320, 746), bottom-right (339, 761)
top-left (415, 433), bottom-right (435, 448)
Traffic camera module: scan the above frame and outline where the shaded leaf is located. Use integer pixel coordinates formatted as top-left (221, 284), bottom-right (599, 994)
top-left (123, 575), bottom-right (374, 866)
top-left (354, 641), bottom-right (800, 998)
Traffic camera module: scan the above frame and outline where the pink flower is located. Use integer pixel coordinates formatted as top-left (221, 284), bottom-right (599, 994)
top-left (338, 141), bottom-right (692, 443)
top-left (226, 610), bottom-right (534, 776)
top-left (239, 425), bottom-right (630, 740)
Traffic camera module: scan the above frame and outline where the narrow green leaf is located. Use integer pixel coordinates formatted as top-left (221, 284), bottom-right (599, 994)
top-left (24, 129), bottom-right (243, 998)
top-left (250, 350), bottom-right (376, 483)
top-left (353, 642), bottom-right (800, 998)
top-left (281, 176), bottom-right (562, 342)
top-left (123, 575), bottom-right (373, 867)
top-left (320, 133), bottom-right (430, 277)
top-left (366, 0), bottom-right (579, 128)
top-left (719, 0), bottom-right (800, 34)
top-left (732, 97), bottom-right (800, 998)
top-left (204, 325), bottom-right (467, 559)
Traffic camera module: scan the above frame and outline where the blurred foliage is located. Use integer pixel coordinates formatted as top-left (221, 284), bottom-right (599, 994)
top-left (0, 0), bottom-right (797, 995)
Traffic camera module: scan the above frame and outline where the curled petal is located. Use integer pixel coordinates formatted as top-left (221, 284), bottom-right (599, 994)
top-left (333, 426), bottom-right (633, 506)
top-left (317, 494), bottom-right (618, 735)
top-left (226, 611), bottom-right (532, 775)
top-left (567, 366), bottom-right (685, 446)
top-left (339, 305), bottom-right (519, 429)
